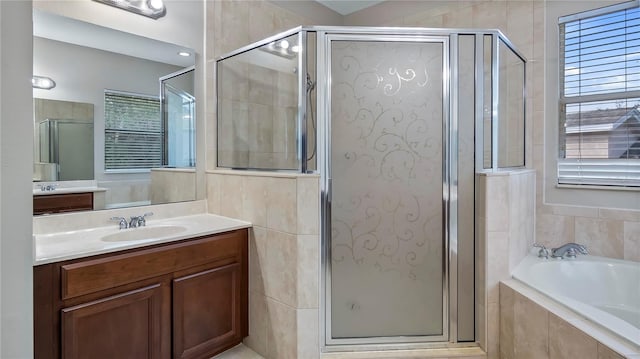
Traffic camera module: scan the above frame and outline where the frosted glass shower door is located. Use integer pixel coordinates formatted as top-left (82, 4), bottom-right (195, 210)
top-left (328, 37), bottom-right (446, 342)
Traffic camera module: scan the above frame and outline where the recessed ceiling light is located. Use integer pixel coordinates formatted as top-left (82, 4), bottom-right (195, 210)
top-left (291, 45), bottom-right (300, 53)
top-left (178, 51), bottom-right (191, 57)
top-left (279, 40), bottom-right (289, 49)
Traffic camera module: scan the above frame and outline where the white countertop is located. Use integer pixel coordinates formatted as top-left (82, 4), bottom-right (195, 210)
top-left (33, 186), bottom-right (107, 196)
top-left (33, 180), bottom-right (107, 196)
top-left (34, 213), bottom-right (251, 265)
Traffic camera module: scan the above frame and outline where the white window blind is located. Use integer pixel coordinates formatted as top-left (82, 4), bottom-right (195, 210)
top-left (104, 91), bottom-right (163, 170)
top-left (559, 2), bottom-right (640, 187)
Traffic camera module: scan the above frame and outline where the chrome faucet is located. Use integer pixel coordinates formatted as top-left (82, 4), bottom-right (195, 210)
top-left (129, 212), bottom-right (153, 228)
top-left (551, 243), bottom-right (588, 259)
top-left (110, 216), bottom-right (128, 230)
top-left (39, 183), bottom-right (58, 192)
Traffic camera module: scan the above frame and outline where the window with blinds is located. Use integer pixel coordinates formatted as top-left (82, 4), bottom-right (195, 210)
top-left (559, 1), bottom-right (640, 187)
top-left (104, 91), bottom-right (163, 170)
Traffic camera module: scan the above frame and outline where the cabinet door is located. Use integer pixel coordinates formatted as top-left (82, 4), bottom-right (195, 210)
top-left (173, 263), bottom-right (242, 359)
top-left (61, 284), bottom-right (164, 359)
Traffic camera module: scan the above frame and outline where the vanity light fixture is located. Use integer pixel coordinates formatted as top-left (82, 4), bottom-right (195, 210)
top-left (93, 0), bottom-right (166, 20)
top-left (32, 76), bottom-right (56, 90)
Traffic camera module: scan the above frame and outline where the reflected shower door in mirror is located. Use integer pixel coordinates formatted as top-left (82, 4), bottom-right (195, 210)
top-left (32, 9), bottom-right (196, 212)
top-left (161, 67), bottom-right (195, 168)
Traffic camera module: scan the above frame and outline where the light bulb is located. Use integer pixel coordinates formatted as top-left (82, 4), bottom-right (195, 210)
top-left (279, 40), bottom-right (289, 49)
top-left (148, 0), bottom-right (164, 10)
top-left (32, 76), bottom-right (56, 90)
top-left (291, 45), bottom-right (300, 53)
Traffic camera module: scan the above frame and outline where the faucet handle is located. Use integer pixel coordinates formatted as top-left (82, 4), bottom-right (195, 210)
top-left (576, 244), bottom-right (588, 255)
top-left (138, 212), bottom-right (153, 226)
top-left (110, 216), bottom-right (128, 230)
top-left (533, 243), bottom-right (550, 259)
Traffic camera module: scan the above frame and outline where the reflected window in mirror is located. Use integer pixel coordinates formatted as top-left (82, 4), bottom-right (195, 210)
top-left (104, 90), bottom-right (162, 171)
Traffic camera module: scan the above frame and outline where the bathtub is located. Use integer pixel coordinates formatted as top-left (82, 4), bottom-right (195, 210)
top-left (512, 253), bottom-right (640, 346)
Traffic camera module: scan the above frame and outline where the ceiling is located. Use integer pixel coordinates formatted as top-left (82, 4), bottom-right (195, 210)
top-left (315, 0), bottom-right (385, 15)
top-left (33, 9), bottom-right (194, 68)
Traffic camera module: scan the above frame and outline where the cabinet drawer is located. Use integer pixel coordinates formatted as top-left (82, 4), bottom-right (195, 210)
top-left (34, 193), bottom-right (93, 215)
top-left (61, 230), bottom-right (244, 300)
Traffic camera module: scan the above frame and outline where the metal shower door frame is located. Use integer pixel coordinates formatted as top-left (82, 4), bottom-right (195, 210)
top-left (318, 31), bottom-right (453, 350)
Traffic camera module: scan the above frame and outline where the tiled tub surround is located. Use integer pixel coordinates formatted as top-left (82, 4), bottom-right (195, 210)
top-left (513, 254), bottom-right (640, 346)
top-left (536, 204), bottom-right (640, 261)
top-left (500, 280), bottom-right (640, 359)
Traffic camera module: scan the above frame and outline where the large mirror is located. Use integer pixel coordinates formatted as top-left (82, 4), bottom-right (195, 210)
top-left (32, 9), bottom-right (196, 213)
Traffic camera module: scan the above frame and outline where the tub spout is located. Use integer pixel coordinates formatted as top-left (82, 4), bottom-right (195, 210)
top-left (551, 243), bottom-right (588, 259)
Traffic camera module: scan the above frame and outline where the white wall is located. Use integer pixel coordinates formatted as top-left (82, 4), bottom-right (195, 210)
top-left (33, 37), bottom-right (182, 184)
top-left (0, 1), bottom-right (34, 357)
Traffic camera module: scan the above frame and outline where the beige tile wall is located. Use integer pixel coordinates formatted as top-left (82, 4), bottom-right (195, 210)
top-left (536, 204), bottom-right (640, 261)
top-left (500, 280), bottom-right (639, 359)
top-left (206, 0), bottom-right (323, 172)
top-left (477, 170), bottom-right (536, 359)
top-left (206, 1), bottom-right (638, 358)
top-left (206, 3), bottom-right (326, 357)
top-left (149, 169), bottom-right (196, 204)
top-left (207, 171), bottom-right (320, 359)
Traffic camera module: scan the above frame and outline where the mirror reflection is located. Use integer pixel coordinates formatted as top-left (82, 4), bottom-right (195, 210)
top-left (32, 9), bottom-right (196, 214)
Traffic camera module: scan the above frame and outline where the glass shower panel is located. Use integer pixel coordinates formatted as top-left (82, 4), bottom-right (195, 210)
top-left (217, 33), bottom-right (300, 170)
top-left (306, 31), bottom-right (318, 172)
top-left (457, 34), bottom-right (475, 342)
top-left (497, 40), bottom-right (525, 167)
top-left (329, 38), bottom-right (445, 339)
top-left (483, 35), bottom-right (493, 169)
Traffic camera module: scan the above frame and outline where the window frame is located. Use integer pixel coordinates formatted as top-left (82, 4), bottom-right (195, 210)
top-left (557, 0), bottom-right (640, 188)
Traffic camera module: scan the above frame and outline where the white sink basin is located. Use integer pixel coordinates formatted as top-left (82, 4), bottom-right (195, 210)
top-left (101, 225), bottom-right (187, 242)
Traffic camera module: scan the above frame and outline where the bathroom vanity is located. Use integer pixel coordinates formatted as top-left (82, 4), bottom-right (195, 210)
top-left (32, 181), bottom-right (107, 215)
top-left (33, 213), bottom-right (250, 359)
top-left (33, 192), bottom-right (94, 215)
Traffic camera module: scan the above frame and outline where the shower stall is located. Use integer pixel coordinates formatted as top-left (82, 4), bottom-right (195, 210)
top-left (216, 26), bottom-right (525, 349)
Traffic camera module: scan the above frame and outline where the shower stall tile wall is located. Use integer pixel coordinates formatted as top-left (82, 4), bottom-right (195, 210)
top-left (476, 170), bottom-right (535, 359)
top-left (207, 171), bottom-right (321, 359)
top-left (212, 24), bottom-right (526, 355)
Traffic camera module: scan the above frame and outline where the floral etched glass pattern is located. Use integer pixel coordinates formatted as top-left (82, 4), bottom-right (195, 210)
top-left (329, 40), bottom-right (445, 338)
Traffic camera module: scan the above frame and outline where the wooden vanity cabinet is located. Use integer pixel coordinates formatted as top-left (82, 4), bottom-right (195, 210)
top-left (34, 229), bottom-right (248, 359)
top-left (33, 193), bottom-right (94, 215)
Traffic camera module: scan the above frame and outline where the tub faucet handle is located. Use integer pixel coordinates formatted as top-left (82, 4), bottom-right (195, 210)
top-left (533, 243), bottom-right (550, 259)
